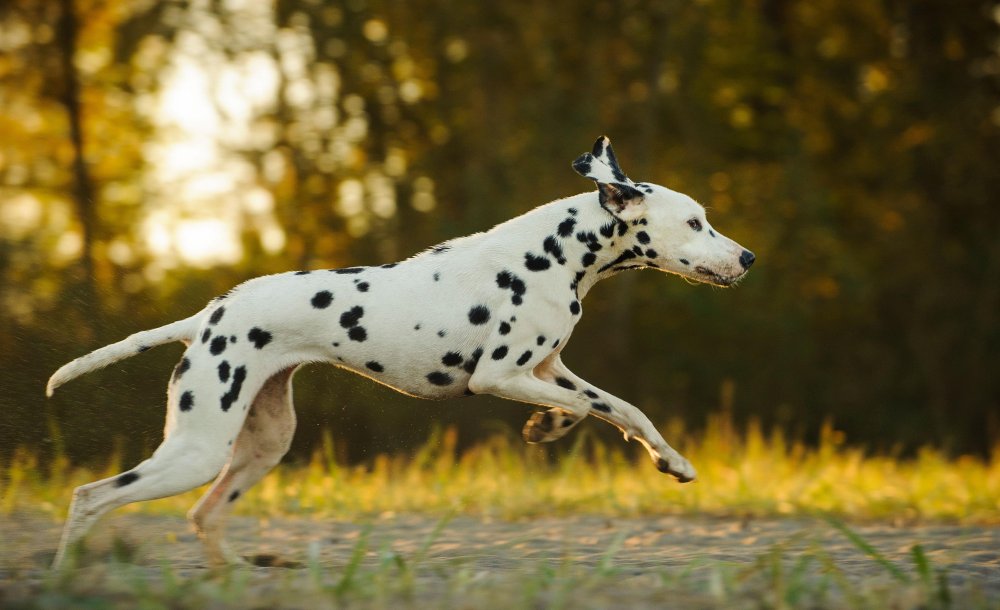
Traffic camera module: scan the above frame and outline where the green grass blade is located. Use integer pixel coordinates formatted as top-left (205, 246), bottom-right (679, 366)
top-left (335, 524), bottom-right (371, 596)
top-left (824, 515), bottom-right (908, 582)
top-left (911, 544), bottom-right (932, 588)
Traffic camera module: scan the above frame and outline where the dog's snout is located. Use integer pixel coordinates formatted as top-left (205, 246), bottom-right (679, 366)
top-left (739, 249), bottom-right (755, 270)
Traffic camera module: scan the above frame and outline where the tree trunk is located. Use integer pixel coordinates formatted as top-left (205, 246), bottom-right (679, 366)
top-left (56, 0), bottom-right (99, 319)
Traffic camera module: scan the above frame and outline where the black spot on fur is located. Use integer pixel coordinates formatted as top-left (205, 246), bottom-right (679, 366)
top-left (632, 245), bottom-right (644, 255)
top-left (218, 361), bottom-right (231, 382)
top-left (137, 345), bottom-right (150, 353)
top-left (431, 244), bottom-right (450, 254)
top-left (210, 336), bottom-right (227, 355)
top-left (433, 272), bottom-right (440, 281)
top-left (442, 351), bottom-right (463, 367)
top-left (348, 326), bottom-right (368, 342)
top-left (552, 339), bottom-right (560, 348)
top-left (568, 207), bottom-right (578, 215)
top-left (524, 253), bottom-right (551, 271)
top-left (491, 346), bottom-right (508, 360)
top-left (569, 301), bottom-right (581, 315)
top-left (294, 270), bottom-right (311, 275)
top-left (557, 217), bottom-right (576, 237)
top-left (591, 402), bottom-right (612, 413)
top-left (468, 305), bottom-right (491, 325)
top-left (543, 236), bottom-right (566, 264)
top-left (645, 249), bottom-right (658, 258)
top-left (248, 327), bottom-right (272, 349)
top-left (496, 271), bottom-right (512, 288)
top-left (426, 371), bottom-right (453, 386)
top-left (334, 267), bottom-right (365, 274)
top-left (202, 329), bottom-right (211, 344)
top-left (230, 335), bottom-right (237, 343)
top-left (555, 377), bottom-right (576, 390)
top-left (572, 157), bottom-right (592, 176)
top-left (228, 490), bottom-right (240, 502)
top-left (340, 306), bottom-right (364, 328)
top-left (381, 263), bottom-right (398, 269)
top-left (437, 330), bottom-right (446, 337)
top-left (173, 357), bottom-right (191, 381)
top-left (115, 471), bottom-right (140, 487)
top-left (356, 282), bottom-right (369, 292)
top-left (499, 321), bottom-right (511, 335)
top-left (311, 290), bottom-right (333, 309)
top-left (597, 250), bottom-right (637, 273)
top-left (366, 361), bottom-right (384, 372)
top-left (463, 348), bottom-right (483, 374)
top-left (577, 230), bottom-right (599, 245)
top-left (516, 351), bottom-right (533, 366)
top-left (584, 389), bottom-right (598, 398)
top-left (599, 223), bottom-right (615, 239)
top-left (220, 366), bottom-right (247, 411)
top-left (180, 391), bottom-right (195, 411)
top-left (414, 324), bottom-right (421, 330)
top-left (636, 231), bottom-right (650, 244)
top-left (536, 335), bottom-right (546, 346)
top-left (679, 258), bottom-right (690, 265)
top-left (581, 252), bottom-right (596, 267)
top-left (618, 220), bottom-right (629, 236)
top-left (209, 307), bottom-right (226, 325)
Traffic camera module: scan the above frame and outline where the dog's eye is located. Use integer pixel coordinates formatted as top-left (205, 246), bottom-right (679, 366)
top-left (687, 218), bottom-right (703, 231)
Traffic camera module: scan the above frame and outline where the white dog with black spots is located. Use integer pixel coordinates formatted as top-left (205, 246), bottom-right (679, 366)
top-left (47, 136), bottom-right (755, 568)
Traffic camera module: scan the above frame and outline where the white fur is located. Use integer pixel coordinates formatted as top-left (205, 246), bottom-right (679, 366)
top-left (48, 137), bottom-right (753, 568)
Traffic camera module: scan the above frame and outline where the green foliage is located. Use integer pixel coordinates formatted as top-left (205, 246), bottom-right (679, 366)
top-left (1, 0), bottom-right (997, 461)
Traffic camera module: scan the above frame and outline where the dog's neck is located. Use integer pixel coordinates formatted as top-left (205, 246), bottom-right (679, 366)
top-left (490, 192), bottom-right (652, 301)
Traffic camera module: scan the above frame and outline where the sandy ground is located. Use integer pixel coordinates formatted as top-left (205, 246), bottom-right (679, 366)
top-left (1, 512), bottom-right (998, 607)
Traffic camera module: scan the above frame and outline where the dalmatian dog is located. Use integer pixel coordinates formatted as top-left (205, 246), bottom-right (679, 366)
top-left (47, 136), bottom-right (754, 568)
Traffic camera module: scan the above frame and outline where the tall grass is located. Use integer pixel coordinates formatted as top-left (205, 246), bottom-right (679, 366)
top-left (3, 412), bottom-right (998, 523)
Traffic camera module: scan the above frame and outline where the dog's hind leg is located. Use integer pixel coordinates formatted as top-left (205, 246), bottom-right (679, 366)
top-left (53, 358), bottom-right (277, 569)
top-left (52, 433), bottom-right (233, 568)
top-left (188, 367), bottom-right (298, 567)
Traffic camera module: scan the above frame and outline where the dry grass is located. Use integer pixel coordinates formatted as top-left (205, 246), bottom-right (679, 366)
top-left (4, 413), bottom-right (998, 524)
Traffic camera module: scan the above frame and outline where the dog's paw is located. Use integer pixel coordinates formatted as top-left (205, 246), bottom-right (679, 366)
top-left (655, 455), bottom-right (696, 483)
top-left (522, 409), bottom-right (577, 444)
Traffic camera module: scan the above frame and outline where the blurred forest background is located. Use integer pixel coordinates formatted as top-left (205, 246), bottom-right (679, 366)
top-left (1, 0), bottom-right (998, 468)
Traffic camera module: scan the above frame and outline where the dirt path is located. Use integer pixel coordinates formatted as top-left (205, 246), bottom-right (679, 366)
top-left (2, 512), bottom-right (998, 608)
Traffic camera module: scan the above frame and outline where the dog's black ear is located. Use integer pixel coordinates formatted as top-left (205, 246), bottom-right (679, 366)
top-left (572, 136), bottom-right (645, 218)
top-left (596, 181), bottom-right (646, 215)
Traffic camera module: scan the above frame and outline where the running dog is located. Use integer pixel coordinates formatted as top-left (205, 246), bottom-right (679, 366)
top-left (47, 136), bottom-right (754, 567)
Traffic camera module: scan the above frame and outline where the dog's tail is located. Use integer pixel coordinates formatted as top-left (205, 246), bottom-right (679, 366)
top-left (46, 313), bottom-right (201, 397)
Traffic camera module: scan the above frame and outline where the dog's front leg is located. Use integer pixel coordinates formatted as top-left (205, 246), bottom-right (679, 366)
top-left (470, 371), bottom-right (696, 482)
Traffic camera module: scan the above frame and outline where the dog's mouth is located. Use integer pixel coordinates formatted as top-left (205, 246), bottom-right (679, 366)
top-left (694, 266), bottom-right (740, 287)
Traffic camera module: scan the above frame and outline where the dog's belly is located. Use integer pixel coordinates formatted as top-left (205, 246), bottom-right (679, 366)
top-left (218, 265), bottom-right (502, 401)
top-left (313, 319), bottom-right (484, 400)
top-left (330, 359), bottom-right (473, 400)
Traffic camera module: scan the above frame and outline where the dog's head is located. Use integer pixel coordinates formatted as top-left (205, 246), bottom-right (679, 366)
top-left (573, 136), bottom-right (754, 287)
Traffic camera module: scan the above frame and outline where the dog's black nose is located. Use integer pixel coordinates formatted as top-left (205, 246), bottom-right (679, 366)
top-left (739, 249), bottom-right (755, 270)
